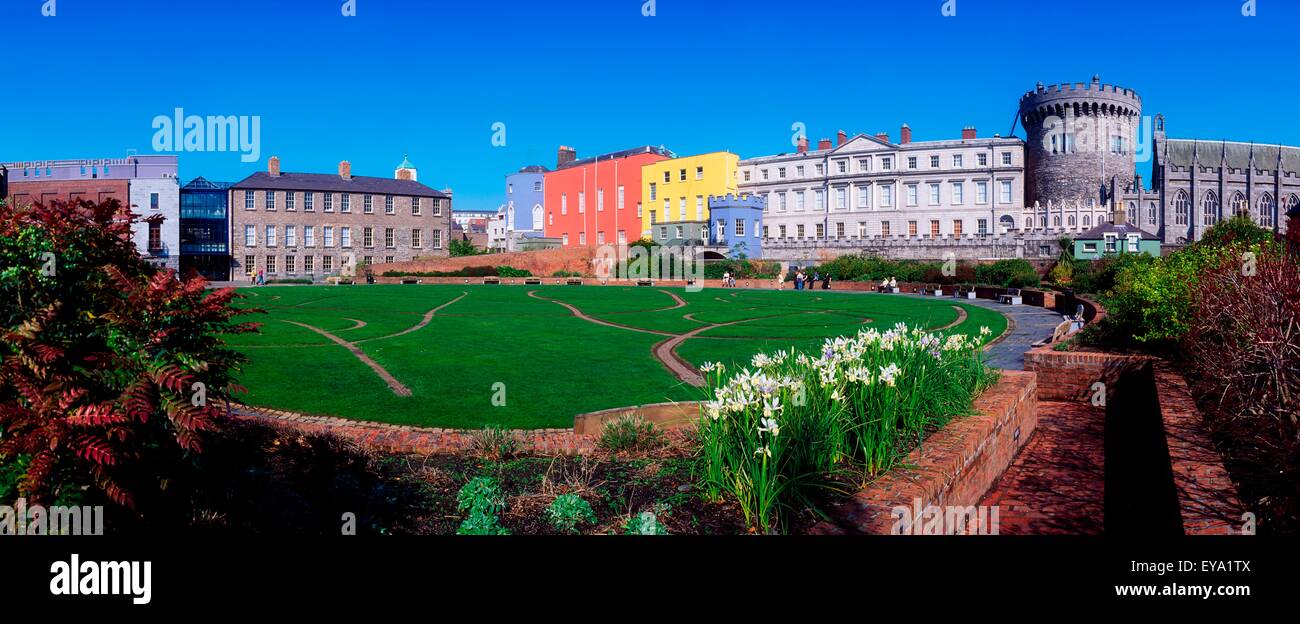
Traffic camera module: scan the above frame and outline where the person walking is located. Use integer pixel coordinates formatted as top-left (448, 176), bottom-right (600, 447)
top-left (822, 273), bottom-right (831, 290)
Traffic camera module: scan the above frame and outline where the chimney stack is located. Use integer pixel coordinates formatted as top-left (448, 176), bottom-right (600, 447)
top-left (796, 136), bottom-right (809, 154)
top-left (338, 160), bottom-right (352, 181)
top-left (900, 124), bottom-right (912, 145)
top-left (836, 130), bottom-right (847, 146)
top-left (962, 126), bottom-right (978, 140)
top-left (557, 146), bottom-right (577, 168)
top-left (268, 155), bottom-right (281, 177)
top-left (1114, 202), bottom-right (1127, 226)
top-left (817, 138), bottom-right (833, 151)
top-left (875, 132), bottom-right (890, 144)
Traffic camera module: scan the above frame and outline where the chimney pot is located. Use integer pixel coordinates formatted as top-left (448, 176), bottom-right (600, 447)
top-left (817, 138), bottom-right (833, 151)
top-left (268, 156), bottom-right (281, 177)
top-left (962, 126), bottom-right (978, 140)
top-left (339, 160), bottom-right (352, 180)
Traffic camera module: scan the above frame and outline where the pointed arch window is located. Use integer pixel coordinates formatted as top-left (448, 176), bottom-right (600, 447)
top-left (1229, 192), bottom-right (1248, 218)
top-left (1174, 191), bottom-right (1190, 226)
top-left (1257, 193), bottom-right (1275, 228)
top-left (1202, 191), bottom-right (1219, 226)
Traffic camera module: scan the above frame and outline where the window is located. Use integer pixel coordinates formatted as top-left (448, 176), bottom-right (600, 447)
top-left (796, 165), bottom-right (805, 178)
top-left (340, 227), bottom-right (351, 248)
top-left (976, 181), bottom-right (989, 204)
top-left (778, 225), bottom-right (787, 238)
top-left (659, 227), bottom-right (668, 239)
top-left (794, 191), bottom-right (805, 212)
top-left (908, 221), bottom-right (918, 237)
top-left (412, 197), bottom-right (422, 215)
top-left (1104, 234), bottom-right (1118, 254)
top-left (881, 221), bottom-right (891, 237)
top-left (385, 195), bottom-right (394, 214)
top-left (906, 184), bottom-right (918, 207)
top-left (597, 231), bottom-right (605, 245)
top-left (929, 220), bottom-right (940, 237)
top-left (597, 189), bottom-right (604, 212)
top-left (815, 223), bottom-right (825, 238)
top-left (695, 166), bottom-right (704, 180)
top-left (324, 193), bottom-right (334, 212)
top-left (245, 191), bottom-right (255, 210)
top-left (761, 169), bottom-right (769, 181)
top-left (743, 171), bottom-right (751, 182)
top-left (999, 215), bottom-right (1015, 232)
top-left (929, 184), bottom-right (940, 205)
top-left (285, 225), bottom-right (297, 247)
top-left (836, 160), bottom-right (847, 174)
top-left (679, 198), bottom-right (686, 219)
top-left (304, 192), bottom-right (314, 211)
top-left (432, 229), bottom-right (442, 249)
top-left (735, 219), bottom-right (745, 237)
top-left (1229, 192), bottom-right (1248, 218)
top-left (579, 232), bottom-right (587, 245)
top-left (618, 186), bottom-right (625, 210)
top-left (1258, 193), bottom-right (1275, 227)
top-left (244, 225), bottom-right (256, 246)
top-left (618, 230), bottom-right (626, 245)
top-left (930, 155), bottom-right (940, 168)
top-left (534, 181), bottom-right (542, 192)
top-left (797, 224), bottom-right (805, 238)
top-left (951, 182), bottom-right (963, 204)
top-left (663, 199), bottom-right (670, 218)
top-left (763, 225), bottom-right (769, 238)
top-left (412, 229), bottom-right (422, 248)
top-left (1002, 152), bottom-right (1013, 166)
top-left (1083, 214), bottom-right (1092, 227)
top-left (815, 163), bottom-right (824, 176)
top-left (265, 191), bottom-right (275, 211)
top-left (579, 191), bottom-right (586, 213)
top-left (245, 255), bottom-right (255, 272)
top-left (978, 153), bottom-right (988, 167)
top-left (304, 256), bottom-right (314, 273)
top-left (679, 169), bottom-right (687, 182)
top-left (285, 255), bottom-right (295, 273)
top-left (977, 219), bottom-right (988, 236)
top-left (814, 190), bottom-right (823, 211)
top-left (778, 193), bottom-right (787, 211)
top-left (835, 187), bottom-right (846, 210)
top-left (881, 185), bottom-right (894, 207)
top-left (561, 194), bottom-right (568, 215)
top-left (304, 226), bottom-right (315, 247)
top-left (265, 225), bottom-right (277, 247)
top-left (664, 171), bottom-right (672, 183)
top-left (385, 228), bottom-right (395, 248)
top-left (322, 256), bottom-right (333, 272)
top-left (363, 227), bottom-right (374, 248)
top-left (340, 194), bottom-right (350, 213)
top-left (363, 194), bottom-right (374, 214)
top-left (150, 193), bottom-right (160, 210)
top-left (858, 157), bottom-right (870, 172)
top-left (778, 167), bottom-right (786, 179)
top-left (1083, 243), bottom-right (1098, 254)
top-left (881, 157), bottom-right (892, 170)
top-left (323, 226), bottom-right (334, 247)
top-left (953, 155), bottom-right (963, 168)
top-left (286, 192), bottom-right (296, 211)
top-left (953, 220), bottom-right (963, 237)
top-left (1202, 191), bottom-right (1219, 226)
top-left (999, 181), bottom-right (1013, 204)
top-left (1147, 202), bottom-right (1158, 226)
top-left (907, 157), bottom-right (918, 170)
top-left (265, 256), bottom-right (276, 273)
top-left (835, 222), bottom-right (845, 238)
top-left (148, 222), bottom-right (162, 251)
top-left (857, 186), bottom-right (870, 209)
top-left (696, 196), bottom-right (704, 219)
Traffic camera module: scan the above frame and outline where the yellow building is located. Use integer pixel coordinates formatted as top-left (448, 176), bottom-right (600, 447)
top-left (640, 151), bottom-right (739, 237)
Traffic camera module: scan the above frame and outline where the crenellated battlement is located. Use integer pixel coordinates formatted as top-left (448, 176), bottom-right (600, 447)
top-left (708, 193), bottom-right (766, 210)
top-left (1020, 75), bottom-right (1142, 106)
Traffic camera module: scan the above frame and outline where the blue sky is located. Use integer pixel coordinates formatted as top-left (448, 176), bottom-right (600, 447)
top-left (2, 0), bottom-right (1297, 212)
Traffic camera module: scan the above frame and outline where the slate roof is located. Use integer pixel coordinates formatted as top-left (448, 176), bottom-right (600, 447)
top-left (1163, 139), bottom-right (1300, 173)
top-left (231, 171), bottom-right (448, 197)
top-left (557, 146), bottom-right (674, 170)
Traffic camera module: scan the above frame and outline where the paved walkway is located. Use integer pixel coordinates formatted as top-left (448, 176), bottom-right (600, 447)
top-left (979, 400), bottom-right (1106, 534)
top-left (885, 294), bottom-right (1064, 370)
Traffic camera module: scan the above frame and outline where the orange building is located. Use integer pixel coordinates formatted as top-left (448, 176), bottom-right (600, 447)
top-left (543, 145), bottom-right (672, 247)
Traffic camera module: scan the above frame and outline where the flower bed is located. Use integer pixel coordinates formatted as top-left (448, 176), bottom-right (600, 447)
top-left (696, 323), bottom-right (998, 533)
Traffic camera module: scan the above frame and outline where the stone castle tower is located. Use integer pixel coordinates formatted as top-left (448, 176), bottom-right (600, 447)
top-left (1019, 75), bottom-right (1142, 209)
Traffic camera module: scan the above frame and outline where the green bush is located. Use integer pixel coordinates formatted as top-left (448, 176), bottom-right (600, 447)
top-left (495, 266), bottom-right (532, 278)
top-left (469, 426), bottom-right (522, 462)
top-left (546, 493), bottom-right (596, 534)
top-left (974, 259), bottom-right (1039, 288)
top-left (456, 476), bottom-right (509, 535)
top-left (552, 270), bottom-right (582, 278)
top-left (266, 278), bottom-right (313, 285)
top-left (623, 510), bottom-right (670, 535)
top-left (598, 415), bottom-right (666, 453)
top-left (382, 265), bottom-right (532, 278)
top-left (704, 259), bottom-right (781, 280)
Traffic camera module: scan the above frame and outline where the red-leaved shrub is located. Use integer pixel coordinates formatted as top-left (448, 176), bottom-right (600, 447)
top-left (0, 198), bottom-right (256, 510)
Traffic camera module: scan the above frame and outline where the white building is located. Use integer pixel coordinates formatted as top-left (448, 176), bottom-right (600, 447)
top-left (738, 126), bottom-right (1027, 243)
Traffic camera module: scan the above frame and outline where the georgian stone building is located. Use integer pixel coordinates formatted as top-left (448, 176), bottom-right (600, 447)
top-left (229, 156), bottom-right (451, 281)
top-left (738, 127), bottom-right (1027, 250)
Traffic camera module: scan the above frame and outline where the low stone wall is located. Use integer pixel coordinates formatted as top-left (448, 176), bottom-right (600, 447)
top-left (377, 245), bottom-right (596, 278)
top-left (572, 401), bottom-right (701, 436)
top-left (815, 371), bottom-right (1038, 534)
top-left (1023, 346), bottom-right (1150, 402)
top-left (1152, 364), bottom-right (1246, 535)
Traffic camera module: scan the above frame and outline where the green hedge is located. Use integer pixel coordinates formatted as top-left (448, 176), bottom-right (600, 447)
top-left (382, 265), bottom-right (532, 278)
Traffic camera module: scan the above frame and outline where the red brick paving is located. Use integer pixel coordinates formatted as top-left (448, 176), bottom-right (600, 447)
top-left (979, 400), bottom-right (1105, 535)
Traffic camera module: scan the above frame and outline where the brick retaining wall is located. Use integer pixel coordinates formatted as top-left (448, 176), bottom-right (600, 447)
top-left (1023, 346), bottom-right (1150, 402)
top-left (815, 371), bottom-right (1038, 534)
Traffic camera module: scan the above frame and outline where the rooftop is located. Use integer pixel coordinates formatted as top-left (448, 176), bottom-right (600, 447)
top-left (231, 171), bottom-right (448, 197)
top-left (557, 145), bottom-right (675, 170)
top-left (1077, 221), bottom-right (1160, 240)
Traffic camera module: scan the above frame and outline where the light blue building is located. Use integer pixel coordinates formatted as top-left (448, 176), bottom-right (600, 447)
top-left (708, 193), bottom-right (765, 259)
top-left (505, 165), bottom-right (547, 233)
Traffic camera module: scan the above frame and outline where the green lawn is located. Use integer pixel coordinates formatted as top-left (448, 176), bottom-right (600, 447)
top-left (227, 285), bottom-right (1007, 429)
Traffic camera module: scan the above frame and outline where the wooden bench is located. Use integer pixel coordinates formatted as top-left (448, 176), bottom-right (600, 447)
top-left (524, 278), bottom-right (541, 285)
top-left (955, 285), bottom-right (977, 299)
top-left (997, 288), bottom-right (1023, 305)
top-left (930, 283), bottom-right (944, 297)
top-left (636, 279), bottom-right (654, 287)
top-left (566, 278), bottom-right (583, 286)
top-left (483, 277), bottom-right (501, 285)
top-left (400, 278), bottom-right (420, 285)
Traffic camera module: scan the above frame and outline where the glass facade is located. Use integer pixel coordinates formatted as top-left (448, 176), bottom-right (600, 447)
top-left (180, 177), bottom-right (232, 280)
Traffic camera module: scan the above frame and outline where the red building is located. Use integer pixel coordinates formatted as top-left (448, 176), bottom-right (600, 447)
top-left (543, 145), bottom-right (671, 247)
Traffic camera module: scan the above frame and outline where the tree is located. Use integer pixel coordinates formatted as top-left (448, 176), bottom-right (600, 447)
top-left (449, 238), bottom-right (486, 257)
top-left (0, 198), bottom-right (255, 510)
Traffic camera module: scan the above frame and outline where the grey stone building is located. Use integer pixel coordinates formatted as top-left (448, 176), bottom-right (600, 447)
top-left (229, 156), bottom-right (451, 281)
